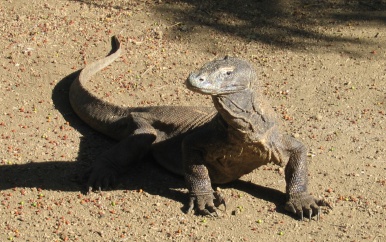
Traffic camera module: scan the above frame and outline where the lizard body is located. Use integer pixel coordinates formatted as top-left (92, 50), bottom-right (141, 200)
top-left (69, 36), bottom-right (329, 219)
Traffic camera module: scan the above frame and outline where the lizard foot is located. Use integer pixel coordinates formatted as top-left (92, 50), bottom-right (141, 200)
top-left (85, 162), bottom-right (119, 192)
top-left (186, 191), bottom-right (226, 216)
top-left (285, 192), bottom-right (332, 221)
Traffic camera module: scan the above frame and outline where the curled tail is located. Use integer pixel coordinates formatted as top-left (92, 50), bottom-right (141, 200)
top-left (69, 36), bottom-right (133, 140)
top-left (78, 36), bottom-right (121, 83)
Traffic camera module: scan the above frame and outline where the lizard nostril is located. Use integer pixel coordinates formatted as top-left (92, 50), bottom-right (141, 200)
top-left (199, 77), bottom-right (205, 82)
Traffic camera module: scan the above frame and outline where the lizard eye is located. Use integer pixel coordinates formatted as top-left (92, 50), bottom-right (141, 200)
top-left (220, 67), bottom-right (234, 77)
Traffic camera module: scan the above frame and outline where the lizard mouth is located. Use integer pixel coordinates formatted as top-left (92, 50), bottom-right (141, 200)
top-left (186, 79), bottom-right (245, 95)
top-left (185, 81), bottom-right (211, 94)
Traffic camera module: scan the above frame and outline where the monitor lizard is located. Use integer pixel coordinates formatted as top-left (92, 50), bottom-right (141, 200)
top-left (69, 36), bottom-right (330, 220)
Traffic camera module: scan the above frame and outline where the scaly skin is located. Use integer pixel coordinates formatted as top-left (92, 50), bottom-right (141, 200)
top-left (70, 36), bottom-right (331, 220)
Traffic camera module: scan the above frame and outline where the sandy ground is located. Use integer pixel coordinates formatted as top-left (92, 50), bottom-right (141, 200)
top-left (1, 0), bottom-right (386, 241)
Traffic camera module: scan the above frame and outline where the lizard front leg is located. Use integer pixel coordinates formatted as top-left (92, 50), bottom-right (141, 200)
top-left (182, 130), bottom-right (225, 216)
top-left (282, 135), bottom-right (330, 220)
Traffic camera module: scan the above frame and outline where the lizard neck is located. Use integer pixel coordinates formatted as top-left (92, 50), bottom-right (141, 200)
top-left (212, 89), bottom-right (272, 141)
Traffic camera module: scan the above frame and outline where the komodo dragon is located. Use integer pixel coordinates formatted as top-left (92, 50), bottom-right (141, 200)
top-left (69, 36), bottom-right (330, 220)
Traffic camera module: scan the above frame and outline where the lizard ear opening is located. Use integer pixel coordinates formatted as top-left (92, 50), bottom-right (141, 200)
top-left (224, 55), bottom-right (229, 60)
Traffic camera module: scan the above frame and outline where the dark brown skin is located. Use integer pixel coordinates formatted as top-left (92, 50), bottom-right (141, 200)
top-left (70, 37), bottom-right (330, 221)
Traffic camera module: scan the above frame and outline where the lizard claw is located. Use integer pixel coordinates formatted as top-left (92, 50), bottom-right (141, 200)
top-left (187, 194), bottom-right (217, 216)
top-left (213, 190), bottom-right (226, 210)
top-left (85, 162), bottom-right (119, 192)
top-left (285, 192), bottom-right (331, 221)
top-left (186, 191), bottom-right (226, 216)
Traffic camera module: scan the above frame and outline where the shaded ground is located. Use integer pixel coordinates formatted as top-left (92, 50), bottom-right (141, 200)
top-left (0, 0), bottom-right (385, 241)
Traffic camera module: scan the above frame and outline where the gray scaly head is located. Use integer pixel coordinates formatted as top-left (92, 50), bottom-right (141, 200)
top-left (186, 56), bottom-right (268, 141)
top-left (186, 56), bottom-right (256, 95)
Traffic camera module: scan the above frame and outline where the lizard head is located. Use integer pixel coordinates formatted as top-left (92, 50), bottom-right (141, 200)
top-left (186, 56), bottom-right (255, 95)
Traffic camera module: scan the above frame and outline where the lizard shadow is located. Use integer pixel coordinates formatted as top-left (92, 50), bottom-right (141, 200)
top-left (0, 70), bottom-right (86, 192)
top-left (119, 158), bottom-right (289, 216)
top-left (0, 161), bottom-right (85, 192)
top-left (0, 70), bottom-right (97, 192)
top-left (222, 180), bottom-right (288, 215)
top-left (0, 156), bottom-right (289, 216)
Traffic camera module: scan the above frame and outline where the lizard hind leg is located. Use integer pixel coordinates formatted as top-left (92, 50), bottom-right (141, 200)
top-left (86, 132), bottom-right (157, 192)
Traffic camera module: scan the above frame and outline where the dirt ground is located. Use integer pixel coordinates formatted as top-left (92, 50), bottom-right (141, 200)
top-left (1, 0), bottom-right (385, 241)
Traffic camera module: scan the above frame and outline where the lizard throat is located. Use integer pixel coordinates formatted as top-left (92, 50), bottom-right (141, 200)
top-left (212, 89), bottom-right (268, 141)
